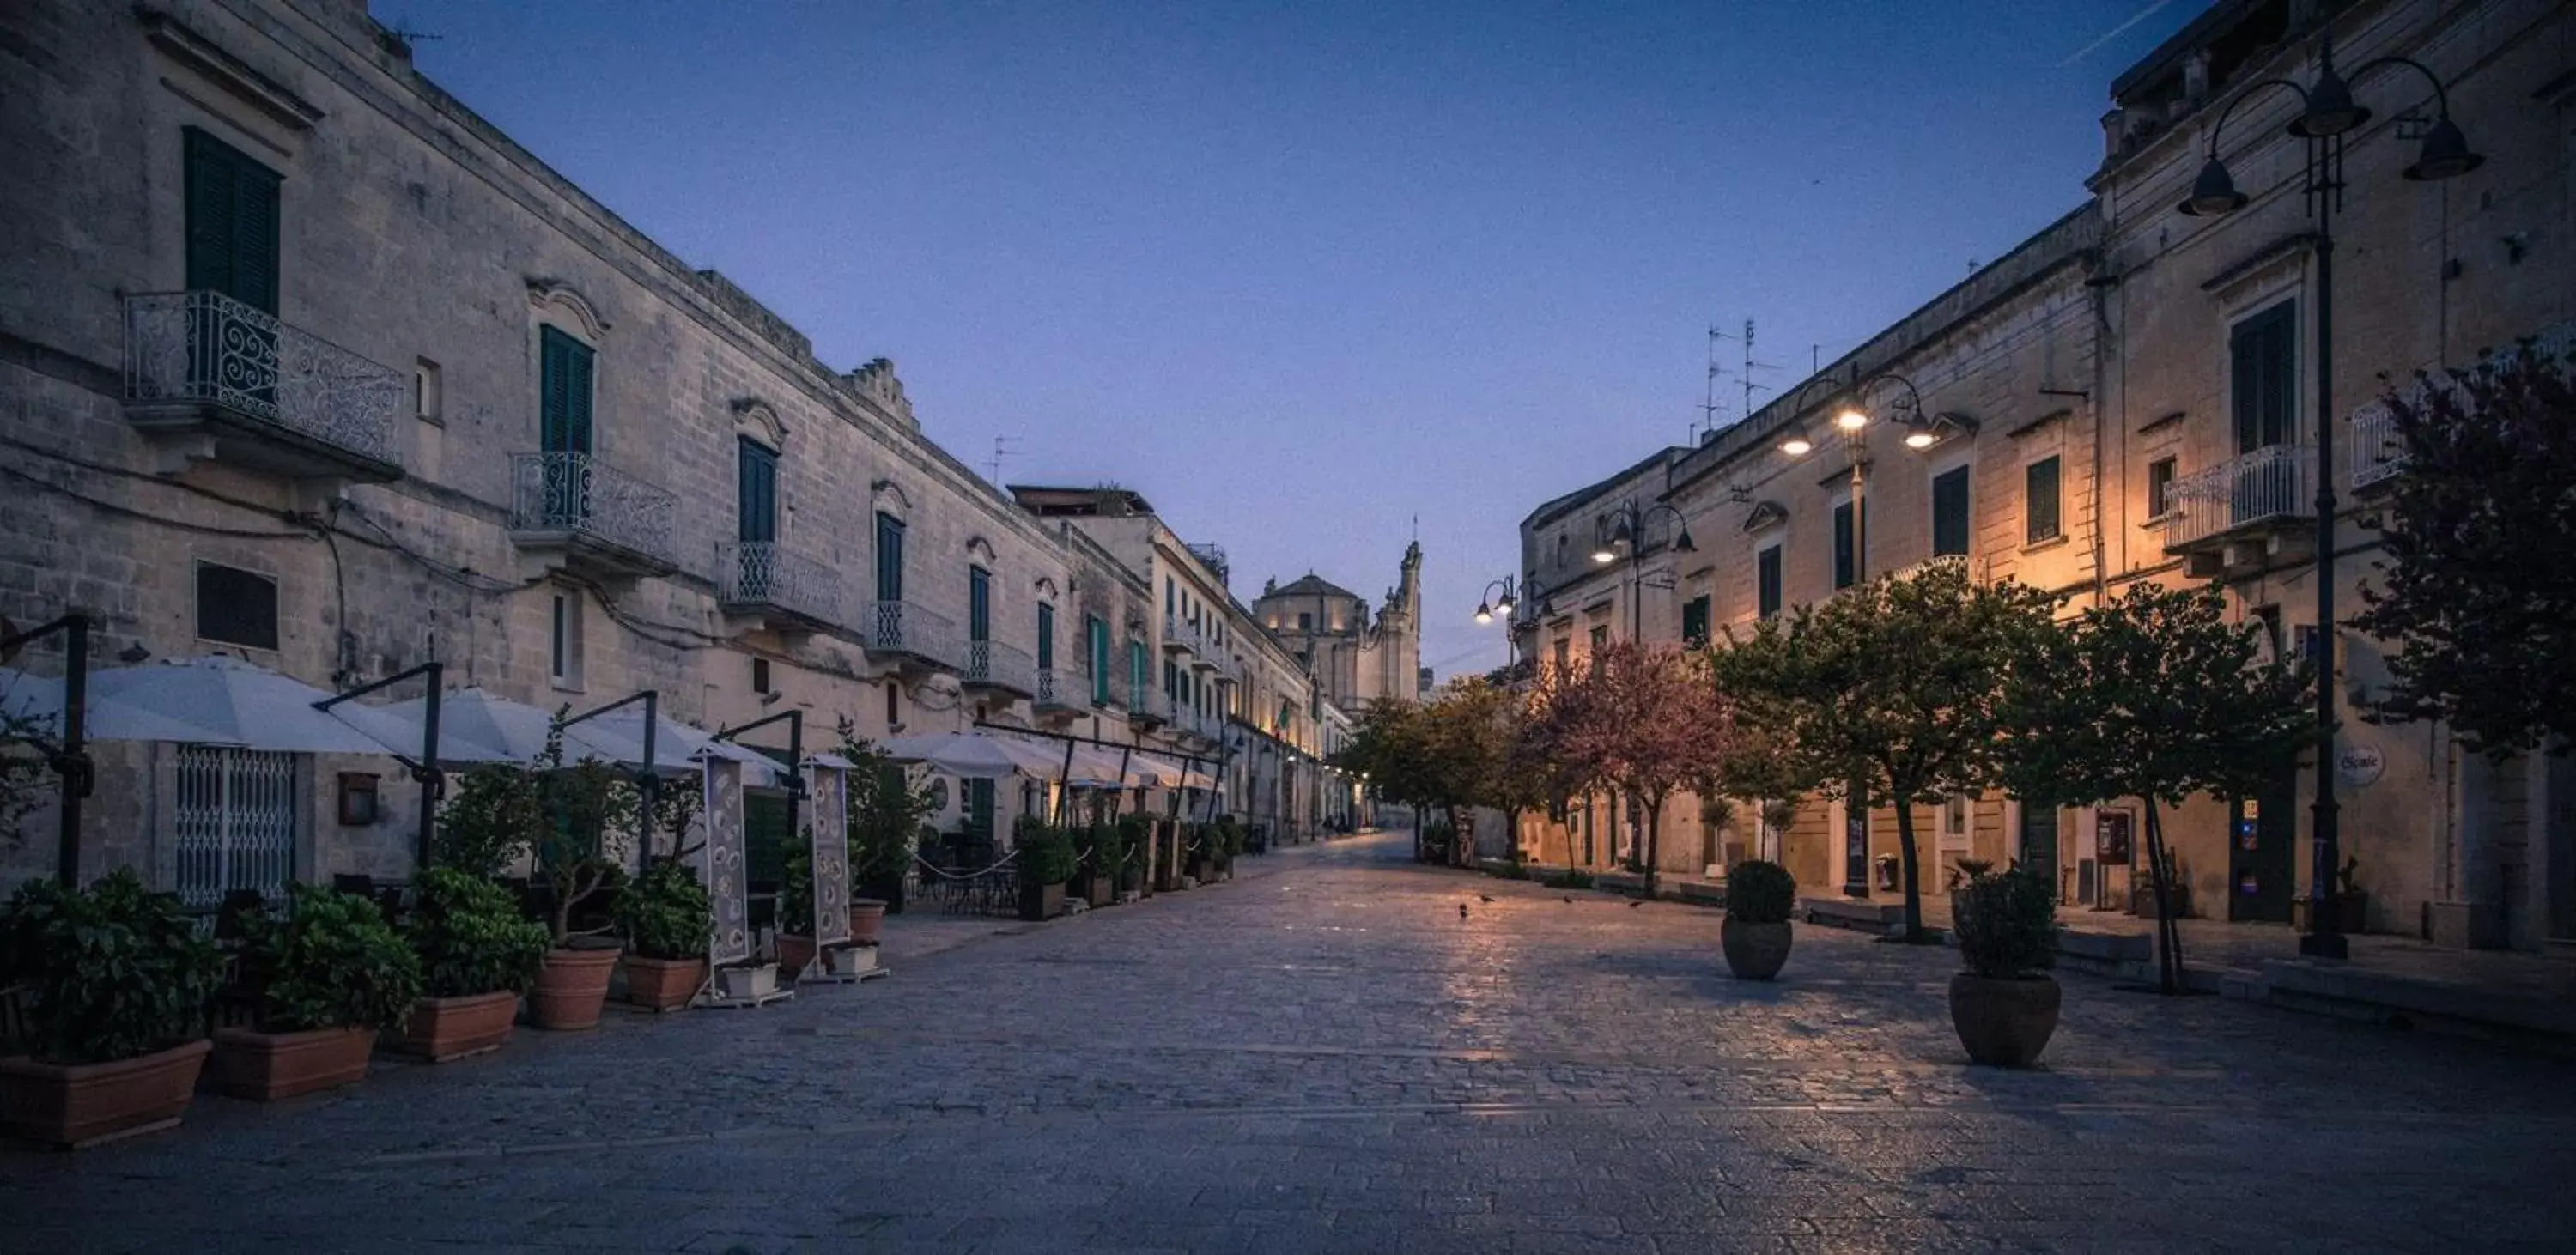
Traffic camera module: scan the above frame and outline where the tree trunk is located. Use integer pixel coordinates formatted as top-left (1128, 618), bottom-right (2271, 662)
top-left (1445, 803), bottom-right (1467, 867)
top-left (1642, 791), bottom-right (1664, 899)
top-left (1893, 796), bottom-right (1926, 942)
top-left (2144, 803), bottom-right (2187, 994)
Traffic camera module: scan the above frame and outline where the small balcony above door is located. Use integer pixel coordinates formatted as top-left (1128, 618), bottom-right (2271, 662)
top-left (122, 291), bottom-right (406, 484)
top-left (863, 601), bottom-right (961, 676)
top-left (716, 540), bottom-right (840, 634)
top-left (507, 451), bottom-right (681, 584)
top-left (2160, 445), bottom-right (2316, 579)
top-left (1032, 666), bottom-right (1084, 722)
top-left (963, 639), bottom-right (1036, 700)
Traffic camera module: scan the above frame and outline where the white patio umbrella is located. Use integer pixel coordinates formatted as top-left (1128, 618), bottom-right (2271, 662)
top-left (82, 657), bottom-right (410, 754)
top-left (1066, 744), bottom-right (1143, 789)
top-left (357, 688), bottom-right (558, 765)
top-left (878, 731), bottom-right (1033, 779)
top-left (1127, 754), bottom-right (1190, 790)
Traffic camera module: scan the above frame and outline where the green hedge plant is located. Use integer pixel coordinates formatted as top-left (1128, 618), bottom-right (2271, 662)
top-left (404, 868), bottom-right (550, 998)
top-left (0, 869), bottom-right (228, 1065)
top-left (1724, 860), bottom-right (1797, 925)
top-left (240, 883), bottom-right (422, 1034)
top-left (1015, 823), bottom-right (1077, 886)
top-left (1953, 865), bottom-right (2058, 979)
top-left (615, 858), bottom-right (713, 961)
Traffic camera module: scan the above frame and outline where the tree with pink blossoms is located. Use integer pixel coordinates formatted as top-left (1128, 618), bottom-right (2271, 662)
top-left (1532, 640), bottom-right (1737, 897)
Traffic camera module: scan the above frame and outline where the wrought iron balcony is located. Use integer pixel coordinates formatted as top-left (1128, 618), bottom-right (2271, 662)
top-left (2161, 445), bottom-right (2315, 575)
top-left (716, 541), bottom-right (841, 631)
top-left (863, 600), bottom-right (961, 673)
top-left (1130, 681), bottom-right (1166, 726)
top-left (508, 452), bottom-right (680, 580)
top-left (1889, 554), bottom-right (1970, 584)
top-left (2348, 403), bottom-right (2406, 491)
top-left (122, 290), bottom-right (404, 482)
top-left (1034, 666), bottom-right (1084, 713)
top-left (963, 638), bottom-right (1036, 699)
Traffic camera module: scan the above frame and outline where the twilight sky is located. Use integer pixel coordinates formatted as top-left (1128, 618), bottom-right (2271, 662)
top-left (401, 0), bottom-right (2196, 682)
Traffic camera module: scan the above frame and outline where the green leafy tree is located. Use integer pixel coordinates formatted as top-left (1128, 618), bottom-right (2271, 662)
top-left (1711, 561), bottom-right (2062, 941)
top-left (2351, 347), bottom-right (2576, 756)
top-left (1999, 581), bottom-right (2312, 991)
top-left (528, 727), bottom-right (637, 944)
top-left (838, 720), bottom-right (939, 896)
top-left (1332, 698), bottom-right (1442, 857)
top-left (0, 706), bottom-right (58, 852)
top-left (0, 868), bottom-right (227, 1064)
top-left (402, 867), bottom-right (549, 998)
top-left (615, 857), bottom-right (714, 961)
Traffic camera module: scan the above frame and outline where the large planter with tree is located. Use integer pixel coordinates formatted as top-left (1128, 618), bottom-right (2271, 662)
top-left (1947, 865), bottom-right (2062, 1068)
top-left (213, 883), bottom-right (422, 1100)
top-left (842, 726), bottom-right (937, 915)
top-left (527, 746), bottom-right (634, 1031)
top-left (398, 869), bottom-right (550, 1062)
top-left (0, 870), bottom-right (228, 1148)
top-left (1016, 820), bottom-right (1074, 921)
top-left (614, 858), bottom-right (713, 1012)
top-left (848, 898), bottom-right (888, 943)
top-left (1720, 859), bottom-right (1796, 980)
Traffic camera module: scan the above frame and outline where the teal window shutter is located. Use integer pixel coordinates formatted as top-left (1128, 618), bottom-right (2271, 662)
top-left (1681, 597), bottom-right (1710, 647)
top-left (539, 326), bottom-right (594, 454)
top-left (184, 128), bottom-right (282, 313)
top-left (1932, 467), bottom-right (1970, 556)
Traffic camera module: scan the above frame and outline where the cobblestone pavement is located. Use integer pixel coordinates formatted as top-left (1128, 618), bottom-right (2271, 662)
top-left (10, 832), bottom-right (2575, 1252)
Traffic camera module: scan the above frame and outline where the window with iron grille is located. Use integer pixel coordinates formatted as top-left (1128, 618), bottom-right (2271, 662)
top-left (1680, 597), bottom-right (1710, 647)
top-left (196, 561), bottom-right (278, 651)
top-left (2147, 457), bottom-right (2176, 518)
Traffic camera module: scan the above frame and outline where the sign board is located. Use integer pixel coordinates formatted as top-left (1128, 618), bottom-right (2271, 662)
top-left (702, 759), bottom-right (751, 967)
top-left (2336, 744), bottom-right (2385, 787)
top-left (2094, 809), bottom-right (2134, 866)
top-left (806, 762), bottom-right (850, 947)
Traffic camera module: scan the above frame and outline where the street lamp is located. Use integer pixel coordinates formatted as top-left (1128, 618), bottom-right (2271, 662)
top-left (2180, 32), bottom-right (2482, 961)
top-left (1594, 498), bottom-right (1695, 645)
top-left (1472, 576), bottom-right (1517, 625)
top-left (1773, 369), bottom-right (1959, 595)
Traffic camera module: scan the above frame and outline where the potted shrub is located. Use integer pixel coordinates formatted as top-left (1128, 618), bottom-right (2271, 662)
top-left (526, 743), bottom-right (635, 1031)
top-left (213, 883), bottom-right (422, 1100)
top-left (1016, 822), bottom-right (1075, 921)
top-left (1947, 864), bottom-right (2062, 1068)
top-left (1115, 815), bottom-right (1150, 898)
top-left (776, 836), bottom-right (820, 978)
top-left (398, 868), bottom-right (550, 1062)
top-left (1721, 860), bottom-right (1796, 980)
top-left (841, 724), bottom-right (937, 914)
top-left (0, 870), bottom-right (228, 1148)
top-left (1213, 816), bottom-right (1245, 879)
top-left (614, 858), bottom-right (712, 1012)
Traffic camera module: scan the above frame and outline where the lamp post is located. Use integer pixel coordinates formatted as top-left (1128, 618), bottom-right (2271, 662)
top-left (2179, 32), bottom-right (2482, 961)
top-left (1589, 498), bottom-right (1696, 644)
top-left (1771, 367), bottom-right (1963, 896)
top-left (1473, 576), bottom-right (1520, 670)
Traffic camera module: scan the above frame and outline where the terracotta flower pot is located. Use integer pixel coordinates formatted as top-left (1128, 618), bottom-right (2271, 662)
top-left (531, 946), bottom-right (623, 1031)
top-left (623, 955), bottom-right (708, 1012)
top-left (0, 1039), bottom-right (212, 1149)
top-left (1720, 917), bottom-right (1793, 981)
top-left (1947, 973), bottom-right (2062, 1068)
top-left (211, 1025), bottom-right (375, 1101)
top-left (777, 932), bottom-right (818, 978)
top-left (848, 899), bottom-right (889, 944)
top-left (398, 990), bottom-right (520, 1062)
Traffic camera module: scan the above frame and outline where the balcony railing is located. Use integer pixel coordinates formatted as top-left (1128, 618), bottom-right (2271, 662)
top-left (964, 638), bottom-right (1036, 695)
top-left (123, 290), bottom-right (404, 475)
top-left (509, 452), bottom-right (680, 570)
top-left (1161, 615), bottom-right (1204, 656)
top-left (716, 541), bottom-right (841, 626)
top-left (2160, 445), bottom-right (2313, 552)
top-left (2348, 403), bottom-right (2406, 490)
top-left (1034, 666), bottom-right (1084, 710)
top-left (864, 600), bottom-right (961, 670)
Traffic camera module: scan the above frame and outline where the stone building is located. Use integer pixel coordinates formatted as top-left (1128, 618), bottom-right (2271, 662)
top-left (0, 0), bottom-right (1340, 898)
top-left (1251, 542), bottom-right (1425, 715)
top-left (1504, 0), bottom-right (2574, 949)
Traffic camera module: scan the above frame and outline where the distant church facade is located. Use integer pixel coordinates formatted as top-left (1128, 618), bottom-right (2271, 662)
top-left (1254, 543), bottom-right (1423, 713)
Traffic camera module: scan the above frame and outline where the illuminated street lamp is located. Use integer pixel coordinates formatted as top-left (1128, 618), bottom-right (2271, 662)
top-left (2177, 32), bottom-right (2483, 961)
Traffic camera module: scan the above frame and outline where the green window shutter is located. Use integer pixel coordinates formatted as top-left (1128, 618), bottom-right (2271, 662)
top-left (539, 326), bottom-right (594, 454)
top-left (184, 128), bottom-right (283, 313)
top-left (1931, 467), bottom-right (1971, 556)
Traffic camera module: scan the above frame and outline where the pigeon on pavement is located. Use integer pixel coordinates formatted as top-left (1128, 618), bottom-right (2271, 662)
top-left (1458, 902), bottom-right (1470, 919)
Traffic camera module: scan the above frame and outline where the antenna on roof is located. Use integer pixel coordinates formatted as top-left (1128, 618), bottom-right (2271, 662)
top-left (984, 436), bottom-right (1020, 486)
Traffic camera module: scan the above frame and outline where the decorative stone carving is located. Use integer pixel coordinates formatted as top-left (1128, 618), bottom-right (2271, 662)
top-left (850, 357), bottom-right (916, 427)
top-left (731, 397), bottom-right (787, 449)
top-left (526, 279), bottom-right (610, 339)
